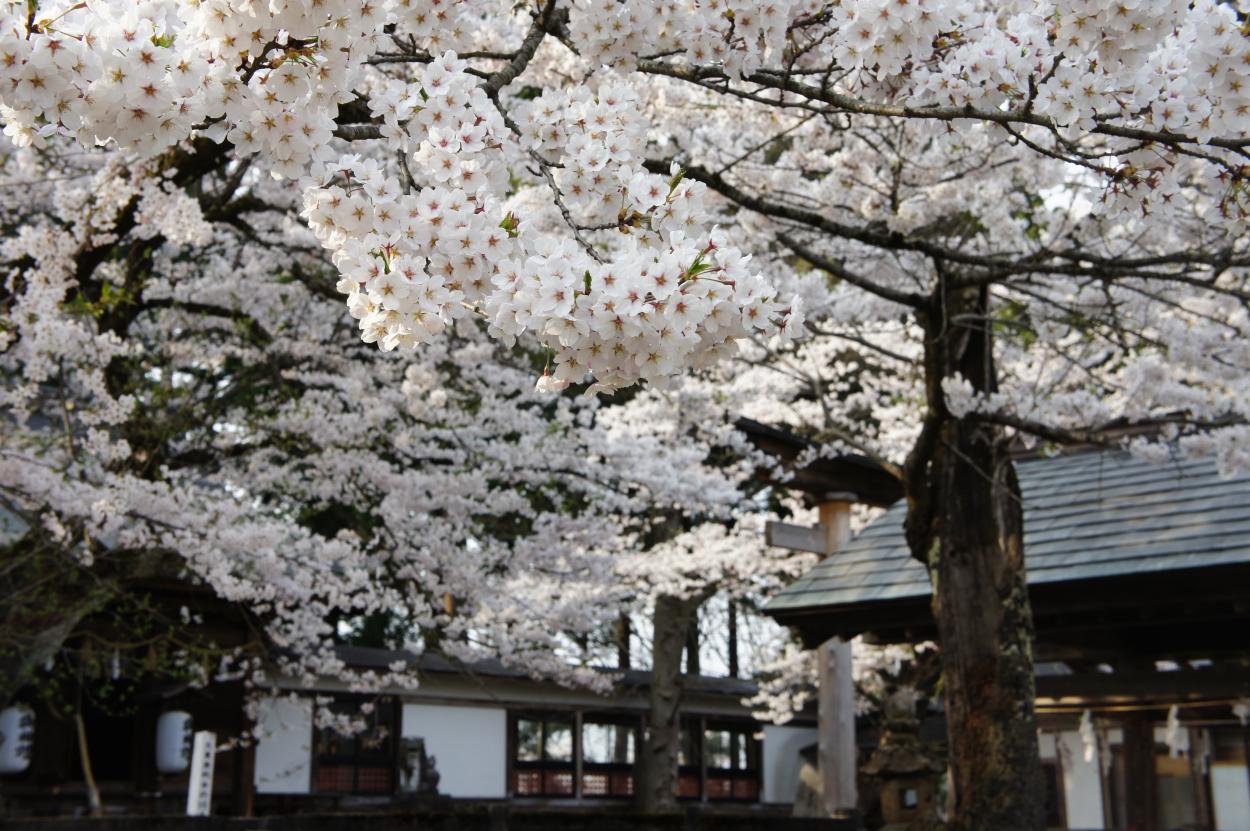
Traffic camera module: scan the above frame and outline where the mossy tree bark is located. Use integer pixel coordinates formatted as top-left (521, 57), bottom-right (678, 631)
top-left (903, 274), bottom-right (1045, 831)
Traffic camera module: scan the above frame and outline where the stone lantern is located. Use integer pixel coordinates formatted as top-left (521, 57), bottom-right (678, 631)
top-left (861, 689), bottom-right (945, 830)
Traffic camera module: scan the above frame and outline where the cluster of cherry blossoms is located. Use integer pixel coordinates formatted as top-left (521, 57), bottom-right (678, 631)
top-left (568, 0), bottom-right (824, 78)
top-left (494, 231), bottom-right (801, 393)
top-left (299, 54), bottom-right (520, 350)
top-left (746, 638), bottom-right (938, 725)
top-left (304, 61), bottom-right (801, 391)
top-left (506, 82), bottom-right (801, 390)
top-left (814, 0), bottom-right (1246, 140)
top-left (0, 0), bottom-right (806, 393)
top-left (5, 0), bottom-right (1250, 392)
top-left (0, 0), bottom-right (386, 174)
top-left (0, 134), bottom-right (785, 697)
top-left (560, 0), bottom-right (1250, 165)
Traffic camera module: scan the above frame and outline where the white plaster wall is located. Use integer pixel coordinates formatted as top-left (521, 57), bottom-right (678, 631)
top-left (762, 724), bottom-right (818, 804)
top-left (253, 696), bottom-right (312, 794)
top-left (403, 702), bottom-right (507, 798)
top-left (1055, 730), bottom-right (1105, 830)
top-left (1212, 764), bottom-right (1250, 831)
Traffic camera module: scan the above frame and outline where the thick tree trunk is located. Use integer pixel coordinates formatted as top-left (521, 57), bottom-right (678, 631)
top-left (638, 593), bottom-right (701, 813)
top-left (903, 279), bottom-right (1044, 831)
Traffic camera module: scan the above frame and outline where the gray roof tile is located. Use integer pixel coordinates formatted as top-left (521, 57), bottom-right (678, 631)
top-left (766, 450), bottom-right (1250, 613)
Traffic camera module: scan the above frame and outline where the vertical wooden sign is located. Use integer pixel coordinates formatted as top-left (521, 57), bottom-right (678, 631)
top-left (186, 730), bottom-right (217, 816)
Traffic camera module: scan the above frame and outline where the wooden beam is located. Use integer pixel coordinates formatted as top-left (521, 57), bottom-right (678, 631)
top-left (766, 521), bottom-right (837, 555)
top-left (1036, 665), bottom-right (1250, 703)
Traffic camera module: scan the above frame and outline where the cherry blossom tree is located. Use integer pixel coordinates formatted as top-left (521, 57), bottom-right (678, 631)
top-left (0, 139), bottom-right (762, 699)
top-left (3, 1), bottom-right (1250, 827)
top-left (0, 117), bottom-right (794, 820)
top-left (0, 139), bottom-right (628, 702)
top-left (647, 5), bottom-right (1250, 827)
top-left (615, 515), bottom-right (816, 811)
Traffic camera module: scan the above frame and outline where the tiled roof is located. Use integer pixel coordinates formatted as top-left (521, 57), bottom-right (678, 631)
top-left (766, 450), bottom-right (1250, 614)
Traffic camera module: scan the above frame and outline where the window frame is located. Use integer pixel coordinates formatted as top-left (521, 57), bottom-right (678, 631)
top-left (700, 718), bottom-right (762, 803)
top-left (506, 709), bottom-right (763, 804)
top-left (677, 718), bottom-right (704, 801)
top-left (578, 713), bottom-right (640, 799)
top-left (1040, 757), bottom-right (1067, 829)
top-left (508, 710), bottom-right (580, 799)
top-left (310, 696), bottom-right (399, 797)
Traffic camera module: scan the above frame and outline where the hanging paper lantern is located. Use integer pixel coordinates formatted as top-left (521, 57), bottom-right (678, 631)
top-left (0, 706), bottom-right (35, 774)
top-left (156, 711), bottom-right (194, 774)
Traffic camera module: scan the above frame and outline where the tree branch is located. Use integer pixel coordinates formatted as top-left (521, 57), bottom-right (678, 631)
top-left (637, 59), bottom-right (1250, 153)
top-left (778, 233), bottom-right (925, 308)
top-left (971, 410), bottom-right (1248, 446)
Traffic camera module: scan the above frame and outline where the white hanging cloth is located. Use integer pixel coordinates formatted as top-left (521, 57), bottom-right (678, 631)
top-left (1078, 710), bottom-right (1097, 763)
top-left (1165, 705), bottom-right (1190, 758)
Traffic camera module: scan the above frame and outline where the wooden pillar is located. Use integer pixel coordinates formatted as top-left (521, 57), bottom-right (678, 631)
top-left (233, 686), bottom-right (256, 817)
top-left (133, 703), bottom-right (159, 814)
top-left (615, 614), bottom-right (631, 671)
top-left (1191, 728), bottom-right (1213, 830)
top-left (816, 496), bottom-right (856, 817)
top-left (1244, 728), bottom-right (1250, 819)
top-left (698, 715), bottom-right (708, 804)
top-left (818, 498), bottom-right (853, 560)
top-left (684, 616), bottom-right (700, 676)
top-left (232, 740), bottom-right (255, 817)
top-left (818, 637), bottom-right (857, 816)
top-left (1099, 727), bottom-right (1117, 830)
top-left (1123, 713), bottom-right (1158, 831)
top-left (573, 709), bottom-right (583, 801)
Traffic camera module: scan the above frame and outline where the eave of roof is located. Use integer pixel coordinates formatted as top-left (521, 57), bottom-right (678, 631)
top-left (334, 644), bottom-right (761, 698)
top-left (764, 449), bottom-right (1250, 648)
top-left (735, 417), bottom-right (903, 506)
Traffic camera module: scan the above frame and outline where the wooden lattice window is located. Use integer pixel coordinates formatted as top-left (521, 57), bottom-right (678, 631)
top-left (703, 722), bottom-right (761, 802)
top-left (580, 717), bottom-right (637, 798)
top-left (511, 713), bottom-right (575, 797)
top-left (312, 698), bottom-right (396, 795)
